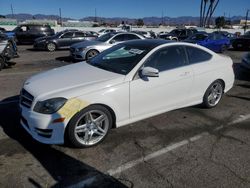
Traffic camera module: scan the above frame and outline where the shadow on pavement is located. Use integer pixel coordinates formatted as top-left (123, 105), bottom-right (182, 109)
top-left (0, 96), bottom-right (127, 188)
top-left (56, 56), bottom-right (79, 63)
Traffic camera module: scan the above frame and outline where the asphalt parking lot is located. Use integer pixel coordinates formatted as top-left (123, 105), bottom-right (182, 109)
top-left (0, 45), bottom-right (250, 188)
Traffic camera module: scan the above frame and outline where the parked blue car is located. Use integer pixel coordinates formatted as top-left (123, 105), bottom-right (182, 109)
top-left (184, 32), bottom-right (230, 53)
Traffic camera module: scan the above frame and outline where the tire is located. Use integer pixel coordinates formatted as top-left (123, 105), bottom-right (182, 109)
top-left (66, 105), bottom-right (113, 148)
top-left (0, 56), bottom-right (4, 71)
top-left (220, 45), bottom-right (227, 53)
top-left (46, 42), bottom-right (56, 52)
top-left (86, 49), bottom-right (99, 60)
top-left (203, 80), bottom-right (224, 108)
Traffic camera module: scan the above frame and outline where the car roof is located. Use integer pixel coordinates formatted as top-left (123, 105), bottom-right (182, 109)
top-left (122, 39), bottom-right (173, 49)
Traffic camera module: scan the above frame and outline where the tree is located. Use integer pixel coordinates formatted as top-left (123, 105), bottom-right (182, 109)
top-left (200, 0), bottom-right (220, 27)
top-left (215, 16), bottom-right (225, 28)
top-left (136, 19), bottom-right (144, 26)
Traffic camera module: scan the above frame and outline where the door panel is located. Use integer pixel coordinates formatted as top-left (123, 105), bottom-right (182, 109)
top-left (130, 66), bottom-right (193, 118)
top-left (130, 45), bottom-right (193, 118)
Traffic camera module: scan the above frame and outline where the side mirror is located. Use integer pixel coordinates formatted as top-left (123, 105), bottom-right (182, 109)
top-left (140, 66), bottom-right (159, 77)
top-left (110, 39), bottom-right (116, 44)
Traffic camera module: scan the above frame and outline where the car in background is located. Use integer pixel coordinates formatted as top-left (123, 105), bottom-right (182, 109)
top-left (184, 32), bottom-right (230, 53)
top-left (70, 32), bottom-right (145, 60)
top-left (0, 33), bottom-right (18, 70)
top-left (87, 31), bottom-right (99, 37)
top-left (33, 30), bottom-right (97, 51)
top-left (232, 31), bottom-right (250, 50)
top-left (132, 30), bottom-right (157, 39)
top-left (159, 28), bottom-right (197, 41)
top-left (98, 29), bottom-right (116, 36)
top-left (241, 52), bottom-right (250, 70)
top-left (5, 24), bottom-right (55, 44)
top-left (20, 40), bottom-right (234, 147)
top-left (0, 27), bottom-right (6, 32)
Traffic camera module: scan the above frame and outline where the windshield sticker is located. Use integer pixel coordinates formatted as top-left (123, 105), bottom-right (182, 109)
top-left (129, 49), bottom-right (145, 55)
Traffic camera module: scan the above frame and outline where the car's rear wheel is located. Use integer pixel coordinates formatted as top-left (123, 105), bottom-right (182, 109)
top-left (66, 105), bottom-right (112, 148)
top-left (203, 80), bottom-right (224, 108)
top-left (220, 45), bottom-right (227, 53)
top-left (86, 49), bottom-right (99, 60)
top-left (46, 42), bottom-right (56, 52)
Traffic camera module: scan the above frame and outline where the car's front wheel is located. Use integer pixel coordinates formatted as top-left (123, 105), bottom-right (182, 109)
top-left (86, 49), bottom-right (99, 60)
top-left (203, 80), bottom-right (224, 108)
top-left (46, 42), bottom-right (56, 52)
top-left (66, 105), bottom-right (112, 148)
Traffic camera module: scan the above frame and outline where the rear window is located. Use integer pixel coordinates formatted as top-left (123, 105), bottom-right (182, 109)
top-left (186, 46), bottom-right (212, 64)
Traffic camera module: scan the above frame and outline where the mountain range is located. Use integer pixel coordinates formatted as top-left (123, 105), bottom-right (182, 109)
top-left (3, 13), bottom-right (245, 25)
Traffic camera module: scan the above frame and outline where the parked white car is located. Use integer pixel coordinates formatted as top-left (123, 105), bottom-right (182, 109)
top-left (98, 29), bottom-right (116, 36)
top-left (20, 40), bottom-right (234, 147)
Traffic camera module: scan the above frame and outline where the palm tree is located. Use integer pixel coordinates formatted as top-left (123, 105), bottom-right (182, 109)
top-left (202, 0), bottom-right (209, 27)
top-left (207, 0), bottom-right (220, 27)
top-left (200, 0), bottom-right (204, 26)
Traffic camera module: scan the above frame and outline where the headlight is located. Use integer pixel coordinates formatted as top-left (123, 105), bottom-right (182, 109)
top-left (34, 97), bottom-right (67, 114)
top-left (76, 47), bottom-right (85, 52)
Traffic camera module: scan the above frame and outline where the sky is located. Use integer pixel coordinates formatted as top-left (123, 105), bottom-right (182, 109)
top-left (0, 0), bottom-right (249, 19)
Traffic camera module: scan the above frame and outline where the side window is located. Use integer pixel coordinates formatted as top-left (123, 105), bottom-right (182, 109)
top-left (144, 46), bottom-right (187, 72)
top-left (20, 26), bottom-right (28, 32)
top-left (186, 46), bottom-right (212, 64)
top-left (125, 34), bottom-right (141, 40)
top-left (74, 32), bottom-right (86, 38)
top-left (61, 32), bottom-right (73, 38)
top-left (111, 34), bottom-right (125, 42)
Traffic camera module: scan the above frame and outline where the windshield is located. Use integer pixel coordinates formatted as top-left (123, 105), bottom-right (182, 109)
top-left (98, 29), bottom-right (105, 33)
top-left (96, 33), bottom-right (115, 42)
top-left (189, 33), bottom-right (208, 41)
top-left (54, 31), bottom-right (65, 37)
top-left (87, 43), bottom-right (151, 75)
top-left (169, 29), bottom-right (182, 35)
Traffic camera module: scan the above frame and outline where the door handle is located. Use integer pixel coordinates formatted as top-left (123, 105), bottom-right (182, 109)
top-left (180, 72), bottom-right (190, 76)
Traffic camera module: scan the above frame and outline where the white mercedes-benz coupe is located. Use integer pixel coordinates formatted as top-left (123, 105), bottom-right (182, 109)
top-left (20, 40), bottom-right (234, 147)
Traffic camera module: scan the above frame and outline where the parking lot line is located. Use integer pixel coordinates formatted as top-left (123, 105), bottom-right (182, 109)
top-left (107, 114), bottom-right (250, 176)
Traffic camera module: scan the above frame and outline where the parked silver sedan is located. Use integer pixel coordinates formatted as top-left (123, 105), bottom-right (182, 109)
top-left (70, 32), bottom-right (145, 60)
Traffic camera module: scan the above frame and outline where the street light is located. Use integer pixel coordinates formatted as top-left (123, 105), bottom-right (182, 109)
top-left (244, 9), bottom-right (249, 34)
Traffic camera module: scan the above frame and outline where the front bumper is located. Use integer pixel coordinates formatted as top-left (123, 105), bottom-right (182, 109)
top-left (70, 48), bottom-right (86, 60)
top-left (20, 105), bottom-right (66, 144)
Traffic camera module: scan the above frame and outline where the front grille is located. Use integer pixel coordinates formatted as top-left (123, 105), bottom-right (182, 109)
top-left (35, 128), bottom-right (52, 138)
top-left (70, 48), bottom-right (75, 53)
top-left (20, 89), bottom-right (34, 108)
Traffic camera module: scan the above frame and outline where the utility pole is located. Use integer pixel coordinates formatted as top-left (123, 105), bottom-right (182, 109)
top-left (11, 4), bottom-right (14, 18)
top-left (94, 8), bottom-right (97, 22)
top-left (59, 8), bottom-right (62, 26)
top-left (161, 10), bottom-right (164, 25)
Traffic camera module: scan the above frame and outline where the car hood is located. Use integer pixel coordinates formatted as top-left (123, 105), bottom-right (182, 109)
top-left (183, 39), bottom-right (198, 43)
top-left (24, 62), bottom-right (125, 100)
top-left (35, 35), bottom-right (54, 42)
top-left (71, 40), bottom-right (104, 48)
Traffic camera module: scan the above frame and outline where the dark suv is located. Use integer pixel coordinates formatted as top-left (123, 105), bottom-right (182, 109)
top-left (34, 29), bottom-right (97, 51)
top-left (159, 28), bottom-right (197, 41)
top-left (9, 24), bottom-right (55, 44)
